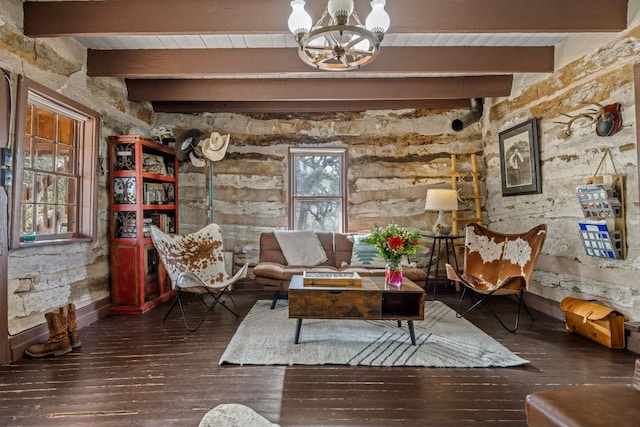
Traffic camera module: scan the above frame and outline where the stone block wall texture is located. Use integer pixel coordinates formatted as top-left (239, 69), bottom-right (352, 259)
top-left (483, 13), bottom-right (640, 321)
top-left (2, 0), bottom-right (153, 334)
top-left (158, 110), bottom-right (484, 277)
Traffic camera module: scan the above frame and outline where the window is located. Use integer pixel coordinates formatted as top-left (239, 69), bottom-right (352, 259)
top-left (10, 77), bottom-right (99, 247)
top-left (289, 148), bottom-right (346, 232)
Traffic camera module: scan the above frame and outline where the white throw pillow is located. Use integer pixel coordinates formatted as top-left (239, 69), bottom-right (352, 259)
top-left (348, 234), bottom-right (387, 268)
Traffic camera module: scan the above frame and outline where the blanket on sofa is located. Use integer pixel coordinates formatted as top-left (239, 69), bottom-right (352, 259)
top-left (273, 230), bottom-right (328, 266)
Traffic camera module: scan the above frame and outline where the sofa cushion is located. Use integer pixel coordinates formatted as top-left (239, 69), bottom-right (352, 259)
top-left (348, 234), bottom-right (386, 268)
top-left (258, 232), bottom-right (335, 267)
top-left (334, 233), bottom-right (354, 268)
top-left (273, 230), bottom-right (328, 266)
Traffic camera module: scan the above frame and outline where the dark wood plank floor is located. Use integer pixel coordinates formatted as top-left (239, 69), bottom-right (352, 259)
top-left (0, 289), bottom-right (636, 426)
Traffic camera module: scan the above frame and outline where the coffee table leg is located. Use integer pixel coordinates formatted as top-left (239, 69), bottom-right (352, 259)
top-left (294, 318), bottom-right (302, 344)
top-left (408, 320), bottom-right (416, 345)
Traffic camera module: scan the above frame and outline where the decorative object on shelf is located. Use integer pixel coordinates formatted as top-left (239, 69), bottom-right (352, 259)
top-left (150, 125), bottom-right (175, 145)
top-left (287, 0), bottom-right (390, 71)
top-left (142, 153), bottom-right (167, 175)
top-left (113, 177), bottom-right (136, 204)
top-left (363, 224), bottom-right (423, 287)
top-left (113, 143), bottom-right (135, 170)
top-left (555, 102), bottom-right (623, 139)
top-left (575, 148), bottom-right (626, 259)
top-left (424, 189), bottom-right (459, 235)
top-left (498, 118), bottom-right (541, 196)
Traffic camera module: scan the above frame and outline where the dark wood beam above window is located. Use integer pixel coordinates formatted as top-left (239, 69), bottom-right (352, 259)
top-left (88, 47), bottom-right (553, 78)
top-left (126, 75), bottom-right (513, 103)
top-left (151, 99), bottom-right (472, 114)
top-left (24, 0), bottom-right (628, 37)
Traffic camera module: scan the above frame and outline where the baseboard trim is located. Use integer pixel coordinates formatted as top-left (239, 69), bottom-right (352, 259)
top-left (9, 298), bottom-right (112, 362)
top-left (524, 292), bottom-right (565, 322)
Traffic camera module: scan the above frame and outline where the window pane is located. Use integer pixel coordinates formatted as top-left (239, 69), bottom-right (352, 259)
top-left (25, 105), bottom-right (33, 135)
top-left (34, 139), bottom-right (54, 171)
top-left (20, 203), bottom-right (34, 234)
top-left (57, 116), bottom-right (75, 145)
top-left (57, 176), bottom-right (77, 204)
top-left (294, 155), bottom-right (341, 197)
top-left (35, 107), bottom-right (55, 140)
top-left (56, 144), bottom-right (74, 173)
top-left (36, 204), bottom-right (55, 234)
top-left (23, 136), bottom-right (33, 169)
top-left (56, 206), bottom-right (73, 233)
top-left (22, 171), bottom-right (34, 202)
top-left (36, 173), bottom-right (56, 203)
top-left (294, 200), bottom-right (342, 232)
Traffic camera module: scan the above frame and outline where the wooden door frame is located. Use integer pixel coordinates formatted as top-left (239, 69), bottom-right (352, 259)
top-left (0, 70), bottom-right (10, 363)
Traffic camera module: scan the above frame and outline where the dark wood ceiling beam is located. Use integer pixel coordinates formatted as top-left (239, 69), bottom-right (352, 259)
top-left (88, 46), bottom-right (553, 77)
top-left (152, 99), bottom-right (472, 114)
top-left (24, 0), bottom-right (627, 37)
top-left (125, 76), bottom-right (513, 102)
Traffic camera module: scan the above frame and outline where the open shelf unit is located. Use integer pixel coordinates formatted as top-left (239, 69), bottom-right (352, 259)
top-left (108, 135), bottom-right (178, 314)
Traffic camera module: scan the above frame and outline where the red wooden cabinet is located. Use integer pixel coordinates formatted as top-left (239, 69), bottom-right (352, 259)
top-left (108, 135), bottom-right (178, 314)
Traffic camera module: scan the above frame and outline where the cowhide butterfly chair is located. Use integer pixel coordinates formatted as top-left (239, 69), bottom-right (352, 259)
top-left (445, 222), bottom-right (547, 332)
top-left (150, 223), bottom-right (248, 332)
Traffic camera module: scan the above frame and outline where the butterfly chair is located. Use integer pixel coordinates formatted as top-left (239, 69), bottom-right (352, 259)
top-left (150, 223), bottom-right (248, 332)
top-left (445, 222), bottom-right (547, 332)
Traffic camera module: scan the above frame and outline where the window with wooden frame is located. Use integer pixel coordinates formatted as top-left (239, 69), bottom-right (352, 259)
top-left (289, 147), bottom-right (346, 232)
top-left (10, 77), bottom-right (99, 248)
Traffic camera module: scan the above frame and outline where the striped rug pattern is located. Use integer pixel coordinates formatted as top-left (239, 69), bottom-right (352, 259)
top-left (219, 300), bottom-right (528, 367)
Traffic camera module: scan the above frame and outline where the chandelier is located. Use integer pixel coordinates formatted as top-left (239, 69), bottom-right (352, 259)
top-left (287, 0), bottom-right (391, 71)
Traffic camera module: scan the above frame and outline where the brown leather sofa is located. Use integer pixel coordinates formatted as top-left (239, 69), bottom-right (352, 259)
top-left (254, 232), bottom-right (427, 307)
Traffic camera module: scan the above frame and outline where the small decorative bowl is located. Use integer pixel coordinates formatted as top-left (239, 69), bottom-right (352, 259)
top-left (22, 233), bottom-right (36, 242)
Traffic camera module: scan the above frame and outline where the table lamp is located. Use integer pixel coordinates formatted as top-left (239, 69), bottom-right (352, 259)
top-left (425, 189), bottom-right (459, 235)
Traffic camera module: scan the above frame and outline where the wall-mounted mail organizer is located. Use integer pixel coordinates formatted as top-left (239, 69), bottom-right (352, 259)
top-left (576, 149), bottom-right (626, 259)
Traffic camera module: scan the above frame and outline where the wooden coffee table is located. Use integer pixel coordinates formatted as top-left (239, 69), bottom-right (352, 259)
top-left (288, 275), bottom-right (425, 345)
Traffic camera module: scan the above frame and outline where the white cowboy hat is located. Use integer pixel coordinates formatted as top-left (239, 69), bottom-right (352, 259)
top-left (202, 132), bottom-right (230, 162)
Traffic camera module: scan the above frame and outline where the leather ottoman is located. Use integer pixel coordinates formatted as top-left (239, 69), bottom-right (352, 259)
top-left (525, 384), bottom-right (640, 426)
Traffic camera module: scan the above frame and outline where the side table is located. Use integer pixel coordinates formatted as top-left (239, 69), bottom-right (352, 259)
top-left (424, 232), bottom-right (463, 300)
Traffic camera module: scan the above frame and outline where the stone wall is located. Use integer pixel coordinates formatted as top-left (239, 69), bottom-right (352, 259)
top-left (483, 9), bottom-right (640, 321)
top-left (157, 110), bottom-right (484, 275)
top-left (2, 0), bottom-right (152, 334)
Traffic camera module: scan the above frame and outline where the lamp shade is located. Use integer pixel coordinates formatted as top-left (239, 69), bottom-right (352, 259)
top-left (288, 0), bottom-right (312, 35)
top-left (425, 189), bottom-right (459, 211)
top-left (366, 0), bottom-right (390, 33)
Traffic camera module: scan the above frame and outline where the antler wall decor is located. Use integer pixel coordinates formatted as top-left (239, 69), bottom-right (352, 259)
top-left (555, 102), bottom-right (622, 139)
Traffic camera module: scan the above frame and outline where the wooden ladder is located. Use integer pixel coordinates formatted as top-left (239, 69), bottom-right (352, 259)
top-left (451, 154), bottom-right (483, 236)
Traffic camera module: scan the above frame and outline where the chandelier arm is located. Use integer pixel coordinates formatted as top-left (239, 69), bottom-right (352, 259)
top-left (344, 35), bottom-right (364, 49)
top-left (312, 52), bottom-right (333, 65)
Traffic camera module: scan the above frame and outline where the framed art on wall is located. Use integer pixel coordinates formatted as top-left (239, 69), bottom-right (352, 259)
top-left (498, 118), bottom-right (541, 196)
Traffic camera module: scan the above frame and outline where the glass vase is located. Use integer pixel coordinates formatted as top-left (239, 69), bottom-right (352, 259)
top-left (385, 260), bottom-right (403, 287)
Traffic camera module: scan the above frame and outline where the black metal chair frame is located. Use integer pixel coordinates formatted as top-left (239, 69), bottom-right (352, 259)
top-left (164, 284), bottom-right (239, 332)
top-left (456, 286), bottom-right (535, 333)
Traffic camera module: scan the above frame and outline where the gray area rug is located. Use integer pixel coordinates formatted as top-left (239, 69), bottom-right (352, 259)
top-left (219, 300), bottom-right (529, 367)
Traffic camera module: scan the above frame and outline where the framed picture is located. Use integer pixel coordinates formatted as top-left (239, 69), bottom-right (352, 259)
top-left (498, 118), bottom-right (541, 196)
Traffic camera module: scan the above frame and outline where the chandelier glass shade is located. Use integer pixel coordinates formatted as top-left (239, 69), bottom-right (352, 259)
top-left (288, 0), bottom-right (390, 71)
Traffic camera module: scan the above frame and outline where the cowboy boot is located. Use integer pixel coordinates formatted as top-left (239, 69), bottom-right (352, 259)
top-left (65, 303), bottom-right (81, 349)
top-left (24, 311), bottom-right (72, 358)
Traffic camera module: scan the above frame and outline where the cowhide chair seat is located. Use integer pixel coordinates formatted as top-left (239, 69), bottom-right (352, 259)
top-left (445, 222), bottom-right (547, 332)
top-left (151, 223), bottom-right (248, 332)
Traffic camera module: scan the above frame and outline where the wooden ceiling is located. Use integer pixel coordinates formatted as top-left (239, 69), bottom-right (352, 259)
top-left (23, 0), bottom-right (629, 113)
